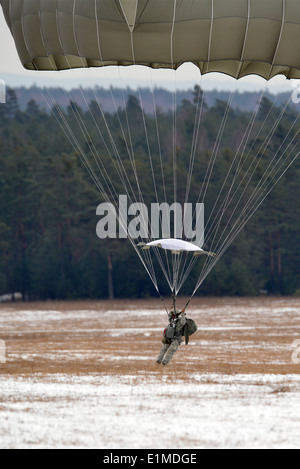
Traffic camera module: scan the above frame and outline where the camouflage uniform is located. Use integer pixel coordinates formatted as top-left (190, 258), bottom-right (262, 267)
top-left (157, 311), bottom-right (186, 365)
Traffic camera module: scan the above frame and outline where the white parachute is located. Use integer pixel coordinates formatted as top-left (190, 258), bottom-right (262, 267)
top-left (140, 239), bottom-right (216, 257)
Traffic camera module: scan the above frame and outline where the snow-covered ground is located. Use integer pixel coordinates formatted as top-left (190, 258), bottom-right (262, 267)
top-left (1, 373), bottom-right (300, 449)
top-left (0, 297), bottom-right (299, 449)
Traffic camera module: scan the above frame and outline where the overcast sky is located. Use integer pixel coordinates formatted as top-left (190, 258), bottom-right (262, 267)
top-left (0, 7), bottom-right (294, 94)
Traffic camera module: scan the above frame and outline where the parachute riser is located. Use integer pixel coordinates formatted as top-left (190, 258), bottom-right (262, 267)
top-left (172, 291), bottom-right (176, 313)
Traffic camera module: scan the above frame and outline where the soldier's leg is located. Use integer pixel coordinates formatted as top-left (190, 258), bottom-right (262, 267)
top-left (162, 340), bottom-right (180, 365)
top-left (157, 343), bottom-right (169, 364)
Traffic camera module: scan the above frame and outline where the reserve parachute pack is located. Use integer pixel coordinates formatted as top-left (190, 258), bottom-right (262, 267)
top-left (163, 326), bottom-right (175, 340)
top-left (182, 318), bottom-right (198, 345)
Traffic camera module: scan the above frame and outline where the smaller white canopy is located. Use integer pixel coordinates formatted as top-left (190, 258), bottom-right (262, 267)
top-left (147, 239), bottom-right (202, 253)
top-left (139, 239), bottom-right (216, 257)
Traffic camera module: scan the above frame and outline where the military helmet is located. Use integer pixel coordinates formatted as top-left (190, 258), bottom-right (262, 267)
top-left (169, 307), bottom-right (180, 317)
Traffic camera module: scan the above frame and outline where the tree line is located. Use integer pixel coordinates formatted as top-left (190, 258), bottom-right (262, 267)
top-left (0, 86), bottom-right (299, 301)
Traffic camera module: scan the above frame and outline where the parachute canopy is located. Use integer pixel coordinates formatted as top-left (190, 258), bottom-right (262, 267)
top-left (2, 0), bottom-right (300, 79)
top-left (140, 239), bottom-right (216, 257)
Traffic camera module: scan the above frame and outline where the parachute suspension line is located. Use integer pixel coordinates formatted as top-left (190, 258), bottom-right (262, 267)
top-left (203, 85), bottom-right (268, 245)
top-left (206, 83), bottom-right (293, 257)
top-left (182, 84), bottom-right (238, 268)
top-left (94, 2), bottom-right (173, 292)
top-left (204, 0), bottom-right (289, 265)
top-left (149, 70), bottom-right (168, 205)
top-left (184, 68), bottom-right (206, 206)
top-left (129, 39), bottom-right (160, 206)
top-left (207, 0), bottom-right (214, 73)
top-left (228, 98), bottom-right (299, 233)
top-left (86, 80), bottom-right (164, 289)
top-left (38, 92), bottom-right (116, 210)
top-left (78, 87), bottom-right (141, 209)
top-left (66, 3), bottom-right (144, 218)
top-left (112, 11), bottom-right (184, 294)
top-left (271, 0), bottom-right (286, 79)
top-left (39, 84), bottom-right (160, 293)
top-left (242, 0), bottom-right (251, 66)
top-left (205, 0), bottom-right (289, 263)
top-left (94, 0), bottom-right (146, 216)
top-left (171, 253), bottom-right (180, 294)
top-left (196, 87), bottom-right (266, 284)
top-left (178, 0), bottom-right (250, 296)
top-left (199, 0), bottom-right (285, 272)
top-left (200, 84), bottom-right (237, 205)
top-left (73, 65), bottom-right (143, 216)
top-left (117, 70), bottom-right (142, 193)
top-left (175, 74), bottom-right (243, 294)
top-left (147, 76), bottom-right (173, 306)
top-left (38, 89), bottom-right (111, 201)
top-left (127, 26), bottom-right (163, 265)
top-left (176, 72), bottom-right (207, 291)
top-left (69, 68), bottom-right (148, 235)
top-left (171, 0), bottom-right (178, 208)
top-left (177, 75), bottom-right (209, 289)
top-left (162, 0), bottom-right (183, 298)
top-left (196, 81), bottom-right (272, 283)
top-left (93, 81), bottom-right (149, 223)
top-left (159, 293), bottom-right (171, 316)
top-left (85, 85), bottom-right (140, 203)
top-left (179, 0), bottom-right (246, 298)
top-left (148, 67), bottom-right (173, 284)
top-left (202, 0), bottom-right (253, 238)
top-left (184, 7), bottom-right (295, 299)
top-left (96, 5), bottom-right (143, 203)
top-left (39, 86), bottom-right (119, 208)
top-left (182, 295), bottom-right (193, 315)
top-left (114, 76), bottom-right (169, 287)
top-left (178, 4), bottom-right (290, 302)
top-left (198, 87), bottom-right (300, 290)
top-left (187, 0), bottom-right (290, 301)
top-left (39, 87), bottom-right (160, 292)
top-left (172, 290), bottom-right (177, 314)
top-left (127, 35), bottom-right (175, 292)
top-left (112, 73), bottom-right (165, 288)
top-left (176, 83), bottom-right (238, 293)
top-left (194, 140), bottom-right (300, 294)
top-left (38, 4), bottom-right (161, 295)
top-left (206, 85), bottom-right (286, 247)
top-left (226, 125), bottom-right (300, 246)
top-left (170, 0), bottom-right (207, 297)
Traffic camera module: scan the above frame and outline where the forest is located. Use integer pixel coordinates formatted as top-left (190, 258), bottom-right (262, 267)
top-left (0, 86), bottom-right (299, 301)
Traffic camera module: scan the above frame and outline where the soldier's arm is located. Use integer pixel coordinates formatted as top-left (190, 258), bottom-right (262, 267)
top-left (178, 313), bottom-right (187, 327)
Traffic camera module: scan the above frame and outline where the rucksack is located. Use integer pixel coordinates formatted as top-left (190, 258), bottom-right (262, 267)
top-left (182, 318), bottom-right (198, 344)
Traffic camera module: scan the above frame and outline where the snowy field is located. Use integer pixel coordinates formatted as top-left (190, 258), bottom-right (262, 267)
top-left (0, 297), bottom-right (300, 449)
